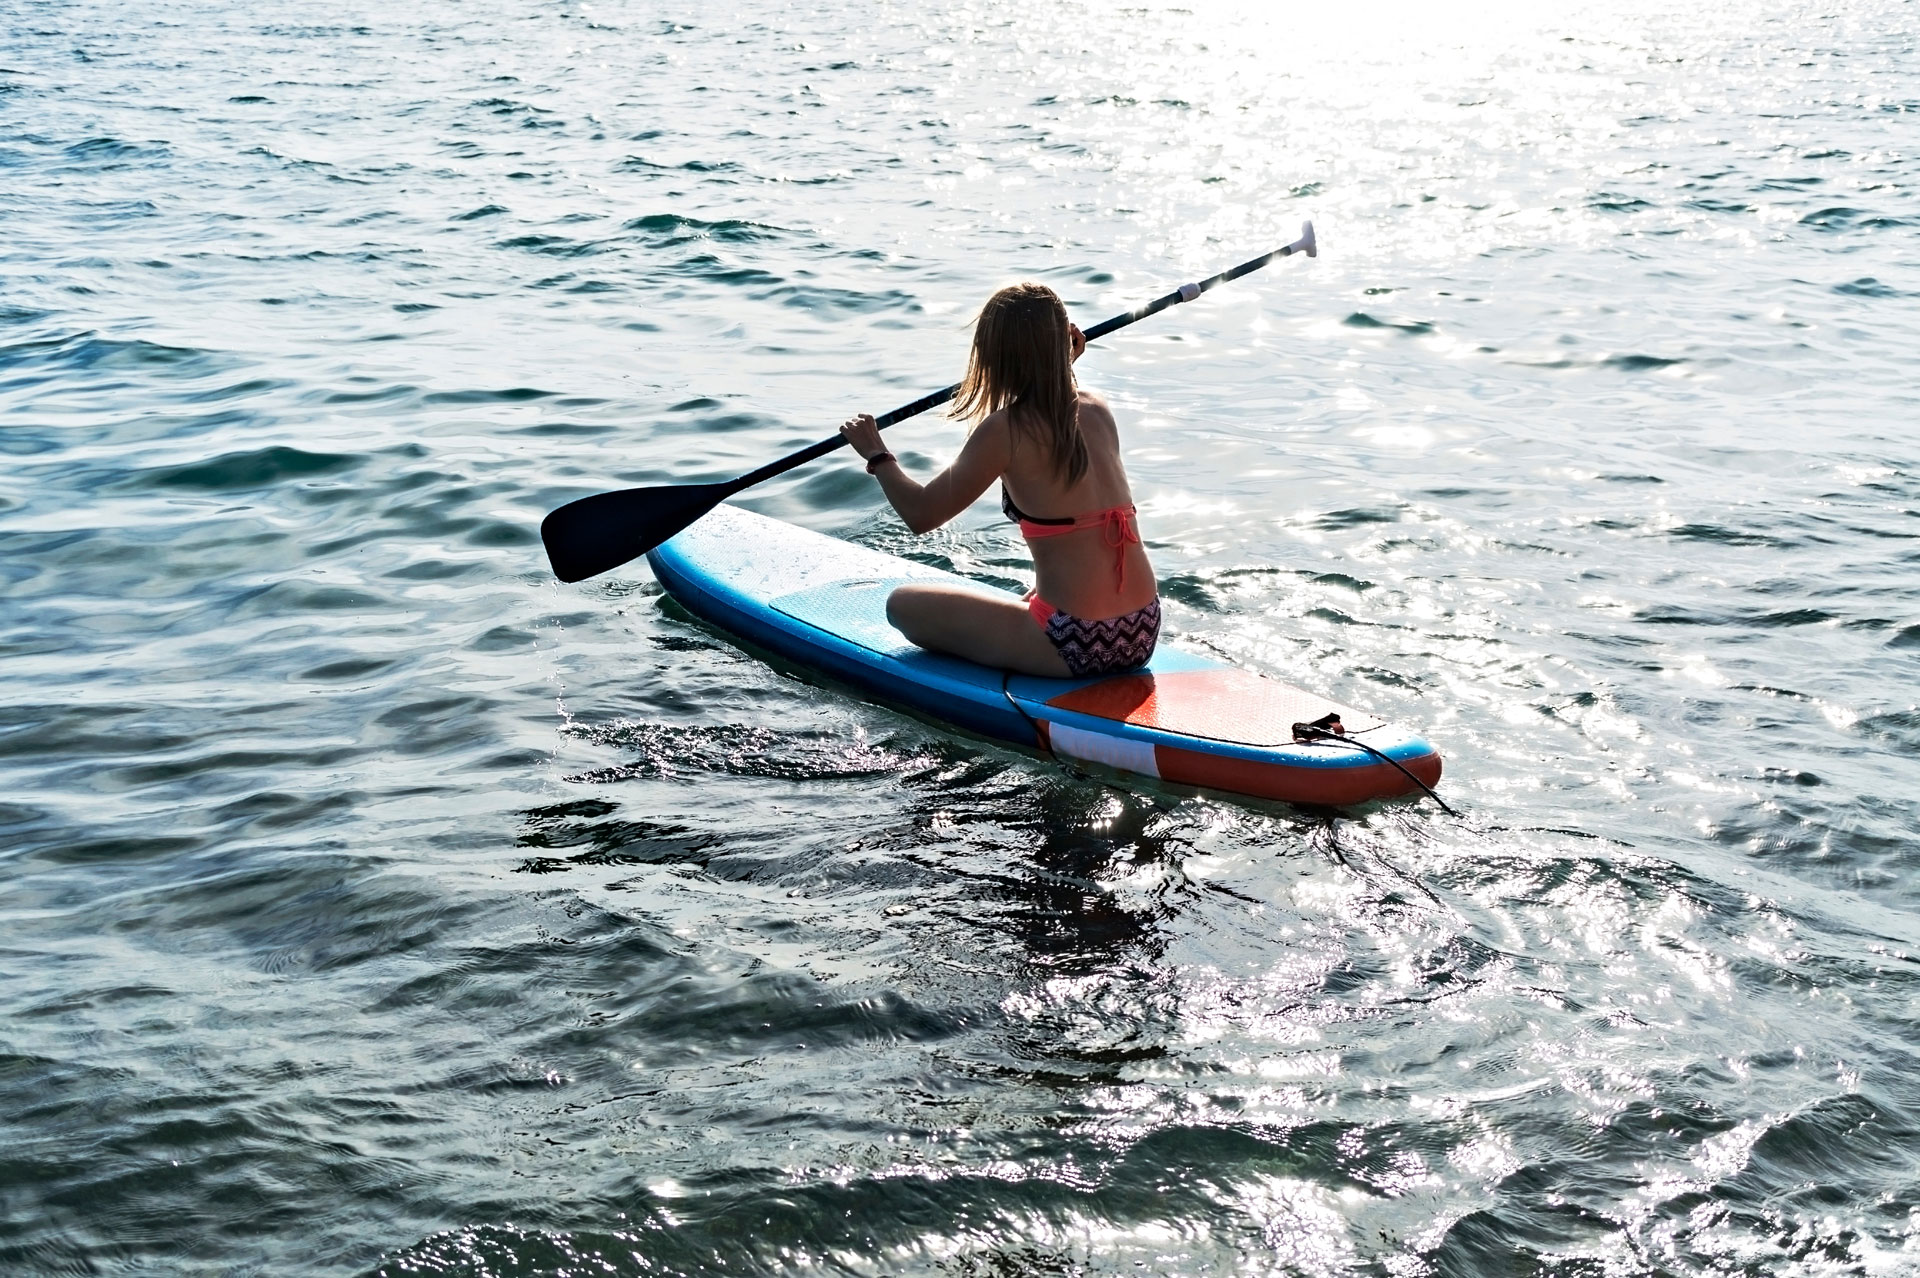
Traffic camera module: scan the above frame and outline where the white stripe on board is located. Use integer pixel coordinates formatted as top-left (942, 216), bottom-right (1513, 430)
top-left (1046, 722), bottom-right (1160, 778)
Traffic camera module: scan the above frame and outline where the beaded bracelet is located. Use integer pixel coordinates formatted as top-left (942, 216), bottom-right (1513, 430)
top-left (865, 452), bottom-right (896, 474)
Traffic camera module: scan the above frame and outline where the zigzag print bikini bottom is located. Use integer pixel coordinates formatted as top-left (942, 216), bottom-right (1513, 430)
top-left (1025, 595), bottom-right (1162, 678)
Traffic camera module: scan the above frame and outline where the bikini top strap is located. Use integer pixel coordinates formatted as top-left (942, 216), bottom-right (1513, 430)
top-left (1001, 483), bottom-right (1075, 528)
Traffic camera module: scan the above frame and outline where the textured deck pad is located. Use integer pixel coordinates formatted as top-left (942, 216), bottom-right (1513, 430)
top-left (1045, 669), bottom-right (1381, 746)
top-left (767, 577), bottom-right (1021, 696)
top-left (770, 577), bottom-right (925, 658)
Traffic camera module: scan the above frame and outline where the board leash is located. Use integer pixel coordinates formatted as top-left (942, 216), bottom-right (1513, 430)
top-left (1290, 715), bottom-right (1458, 817)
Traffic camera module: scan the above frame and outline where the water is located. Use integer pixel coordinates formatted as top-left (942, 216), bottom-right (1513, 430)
top-left (3, 0), bottom-right (1917, 1272)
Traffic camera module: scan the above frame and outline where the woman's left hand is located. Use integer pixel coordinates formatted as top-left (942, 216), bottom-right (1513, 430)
top-left (840, 413), bottom-right (885, 459)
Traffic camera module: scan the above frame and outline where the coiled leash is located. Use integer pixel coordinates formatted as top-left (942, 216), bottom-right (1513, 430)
top-left (1290, 712), bottom-right (1458, 817)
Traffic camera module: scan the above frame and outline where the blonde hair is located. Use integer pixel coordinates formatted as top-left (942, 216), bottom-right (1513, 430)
top-left (950, 282), bottom-right (1086, 486)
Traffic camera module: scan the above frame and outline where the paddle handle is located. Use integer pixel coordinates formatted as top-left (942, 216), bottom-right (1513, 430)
top-left (727, 222), bottom-right (1315, 496)
top-left (1082, 221), bottom-right (1317, 341)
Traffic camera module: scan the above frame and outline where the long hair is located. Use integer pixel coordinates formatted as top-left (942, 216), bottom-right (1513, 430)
top-left (950, 282), bottom-right (1086, 486)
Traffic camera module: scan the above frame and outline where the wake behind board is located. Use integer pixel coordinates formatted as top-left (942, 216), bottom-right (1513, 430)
top-left (647, 505), bottom-right (1443, 807)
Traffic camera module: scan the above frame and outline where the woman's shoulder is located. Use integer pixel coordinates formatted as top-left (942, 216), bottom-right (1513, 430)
top-left (1074, 388), bottom-right (1117, 435)
top-left (960, 407), bottom-right (1016, 461)
top-left (972, 405), bottom-right (1015, 440)
top-left (1075, 387), bottom-right (1114, 417)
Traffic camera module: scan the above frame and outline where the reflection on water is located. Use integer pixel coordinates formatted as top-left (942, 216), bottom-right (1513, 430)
top-left (2, 0), bottom-right (1918, 1272)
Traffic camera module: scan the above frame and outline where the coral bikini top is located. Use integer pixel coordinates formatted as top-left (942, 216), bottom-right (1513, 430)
top-left (1001, 485), bottom-right (1141, 591)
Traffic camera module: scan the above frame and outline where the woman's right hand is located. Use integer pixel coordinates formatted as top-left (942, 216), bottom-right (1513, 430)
top-left (840, 413), bottom-right (885, 459)
top-left (1068, 323), bottom-right (1086, 364)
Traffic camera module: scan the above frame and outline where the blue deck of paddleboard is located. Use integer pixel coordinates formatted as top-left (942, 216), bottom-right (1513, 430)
top-left (646, 505), bottom-right (1436, 771)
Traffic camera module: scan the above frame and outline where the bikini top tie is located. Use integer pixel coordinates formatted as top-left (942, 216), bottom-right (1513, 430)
top-left (1001, 484), bottom-right (1140, 591)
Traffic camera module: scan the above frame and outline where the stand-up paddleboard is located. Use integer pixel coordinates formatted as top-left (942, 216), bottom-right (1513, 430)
top-left (647, 505), bottom-right (1443, 807)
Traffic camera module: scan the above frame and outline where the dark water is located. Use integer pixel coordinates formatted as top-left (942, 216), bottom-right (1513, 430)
top-left (4, 0), bottom-right (1918, 1273)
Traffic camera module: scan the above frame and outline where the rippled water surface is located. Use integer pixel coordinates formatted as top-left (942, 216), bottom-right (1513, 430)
top-left (4, 0), bottom-right (1919, 1273)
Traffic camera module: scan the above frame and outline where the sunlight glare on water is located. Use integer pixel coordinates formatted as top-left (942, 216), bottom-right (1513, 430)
top-left (1, 0), bottom-right (1918, 1273)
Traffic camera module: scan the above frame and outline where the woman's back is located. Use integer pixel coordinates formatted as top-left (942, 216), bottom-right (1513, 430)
top-left (998, 390), bottom-right (1157, 623)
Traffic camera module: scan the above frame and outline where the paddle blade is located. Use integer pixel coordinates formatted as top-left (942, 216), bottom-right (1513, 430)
top-left (541, 481), bottom-right (731, 583)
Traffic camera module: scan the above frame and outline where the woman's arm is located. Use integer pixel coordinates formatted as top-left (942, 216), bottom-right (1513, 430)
top-left (840, 412), bottom-right (1010, 535)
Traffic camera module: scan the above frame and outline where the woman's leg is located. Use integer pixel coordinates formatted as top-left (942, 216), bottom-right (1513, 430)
top-left (886, 584), bottom-right (1072, 677)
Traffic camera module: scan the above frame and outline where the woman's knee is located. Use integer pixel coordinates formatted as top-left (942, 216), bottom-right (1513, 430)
top-left (885, 586), bottom-right (932, 637)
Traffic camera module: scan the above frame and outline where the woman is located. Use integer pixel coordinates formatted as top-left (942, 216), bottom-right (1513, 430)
top-left (839, 282), bottom-right (1159, 678)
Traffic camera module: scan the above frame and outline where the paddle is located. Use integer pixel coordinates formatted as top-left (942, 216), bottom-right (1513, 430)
top-left (541, 221), bottom-right (1317, 583)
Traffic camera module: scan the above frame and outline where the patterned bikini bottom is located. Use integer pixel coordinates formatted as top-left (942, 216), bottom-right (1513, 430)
top-left (1025, 595), bottom-right (1162, 678)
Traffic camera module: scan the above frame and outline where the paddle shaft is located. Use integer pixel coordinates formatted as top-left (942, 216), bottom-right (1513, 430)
top-left (538, 223), bottom-right (1316, 581)
top-left (723, 224), bottom-right (1316, 497)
